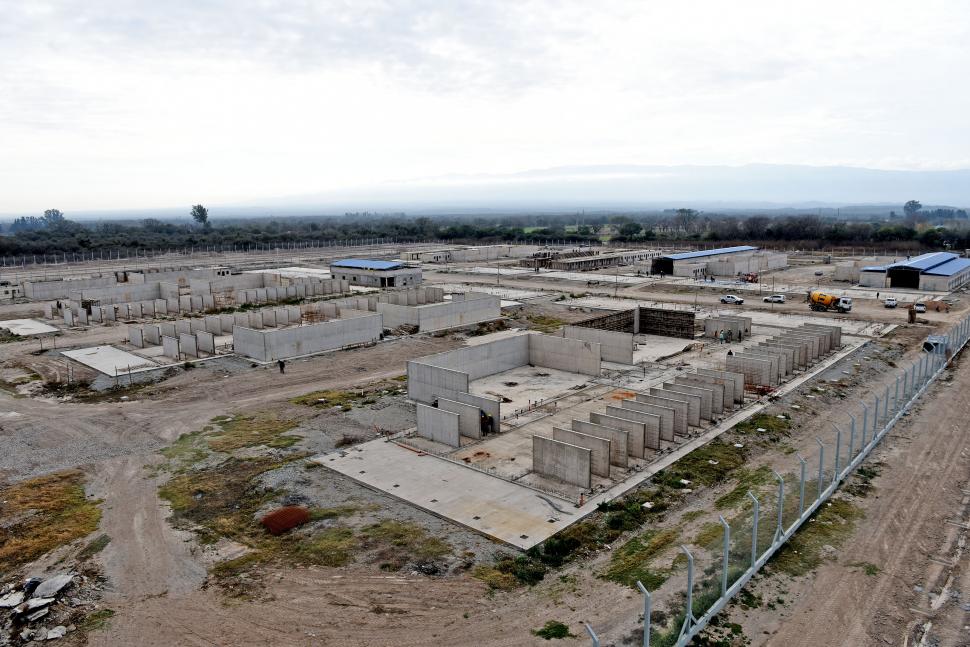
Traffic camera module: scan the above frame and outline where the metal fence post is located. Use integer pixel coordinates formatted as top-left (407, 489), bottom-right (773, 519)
top-left (678, 546), bottom-right (698, 640)
top-left (796, 455), bottom-right (806, 518)
top-left (832, 425), bottom-right (842, 483)
top-left (772, 471), bottom-right (785, 544)
top-left (585, 623), bottom-right (600, 647)
top-left (873, 395), bottom-right (880, 428)
top-left (860, 401), bottom-right (868, 448)
top-left (848, 414), bottom-right (856, 461)
top-left (718, 516), bottom-right (730, 597)
top-left (636, 581), bottom-right (651, 647)
top-left (748, 492), bottom-right (760, 566)
top-left (902, 366), bottom-right (910, 399)
top-left (883, 385), bottom-right (890, 419)
top-left (816, 438), bottom-right (825, 499)
top-left (894, 375), bottom-right (900, 412)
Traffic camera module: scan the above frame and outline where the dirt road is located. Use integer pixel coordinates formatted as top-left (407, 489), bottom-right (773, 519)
top-left (749, 358), bottom-right (970, 647)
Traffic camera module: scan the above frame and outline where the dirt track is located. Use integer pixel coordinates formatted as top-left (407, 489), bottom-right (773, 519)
top-left (748, 357), bottom-right (970, 647)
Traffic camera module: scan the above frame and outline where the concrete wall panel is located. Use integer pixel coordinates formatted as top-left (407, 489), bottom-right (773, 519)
top-left (570, 420), bottom-right (629, 466)
top-left (561, 325), bottom-right (634, 364)
top-left (697, 369), bottom-right (745, 403)
top-left (162, 335), bottom-right (180, 359)
top-left (129, 326), bottom-right (144, 347)
top-left (453, 391), bottom-right (501, 434)
top-left (196, 330), bottom-right (215, 355)
top-left (552, 428), bottom-right (611, 477)
top-left (620, 399), bottom-right (675, 442)
top-left (634, 393), bottom-right (688, 435)
top-left (656, 386), bottom-right (702, 426)
top-left (588, 413), bottom-right (652, 452)
top-left (675, 377), bottom-right (724, 414)
top-left (603, 406), bottom-right (659, 453)
top-left (180, 332), bottom-right (198, 358)
top-left (437, 398), bottom-right (482, 439)
top-left (532, 436), bottom-right (591, 488)
top-left (528, 333), bottom-right (601, 376)
top-left (415, 404), bottom-right (461, 447)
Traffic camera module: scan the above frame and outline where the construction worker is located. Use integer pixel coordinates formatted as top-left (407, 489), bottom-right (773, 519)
top-left (278, 359), bottom-right (285, 374)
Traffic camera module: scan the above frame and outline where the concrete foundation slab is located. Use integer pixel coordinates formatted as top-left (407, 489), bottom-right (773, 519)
top-left (62, 345), bottom-right (160, 375)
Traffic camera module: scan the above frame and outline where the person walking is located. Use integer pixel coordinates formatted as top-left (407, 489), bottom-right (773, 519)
top-left (278, 359), bottom-right (286, 374)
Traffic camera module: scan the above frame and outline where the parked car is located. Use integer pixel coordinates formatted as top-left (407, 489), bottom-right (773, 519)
top-left (720, 295), bottom-right (744, 305)
top-left (914, 302), bottom-right (927, 313)
top-left (762, 294), bottom-right (786, 303)
top-left (884, 297), bottom-right (898, 308)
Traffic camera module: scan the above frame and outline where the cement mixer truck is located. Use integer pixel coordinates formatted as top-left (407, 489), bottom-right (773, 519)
top-left (807, 290), bottom-right (853, 313)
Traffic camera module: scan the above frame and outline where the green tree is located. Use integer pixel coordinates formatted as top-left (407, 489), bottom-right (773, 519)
top-left (903, 200), bottom-right (922, 225)
top-left (190, 204), bottom-right (210, 230)
top-left (618, 221), bottom-right (642, 238)
top-left (43, 209), bottom-right (66, 227)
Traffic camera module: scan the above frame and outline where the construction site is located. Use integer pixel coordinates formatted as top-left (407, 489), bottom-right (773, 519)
top-left (1, 241), bottom-right (968, 647)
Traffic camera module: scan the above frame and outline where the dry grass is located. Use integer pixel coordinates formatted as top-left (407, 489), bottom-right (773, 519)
top-left (0, 469), bottom-right (101, 572)
top-left (604, 527), bottom-right (681, 589)
top-left (207, 414), bottom-right (300, 452)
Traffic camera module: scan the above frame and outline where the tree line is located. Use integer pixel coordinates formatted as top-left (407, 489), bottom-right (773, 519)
top-left (1, 205), bottom-right (969, 255)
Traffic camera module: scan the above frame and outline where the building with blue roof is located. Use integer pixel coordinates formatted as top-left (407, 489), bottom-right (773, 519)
top-left (651, 245), bottom-right (787, 278)
top-left (329, 258), bottom-right (422, 288)
top-left (858, 251), bottom-right (970, 291)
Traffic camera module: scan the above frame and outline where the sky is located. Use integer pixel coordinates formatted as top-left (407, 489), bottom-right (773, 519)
top-left (2, 0), bottom-right (969, 213)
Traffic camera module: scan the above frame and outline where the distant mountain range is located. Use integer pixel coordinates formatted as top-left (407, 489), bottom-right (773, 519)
top-left (227, 164), bottom-right (970, 215)
top-left (9, 164), bottom-right (970, 221)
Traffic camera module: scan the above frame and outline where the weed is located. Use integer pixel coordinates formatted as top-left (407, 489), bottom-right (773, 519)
top-left (291, 389), bottom-right (368, 410)
top-left (734, 413), bottom-right (791, 443)
top-left (525, 314), bottom-right (565, 333)
top-left (360, 520), bottom-right (451, 563)
top-left (532, 620), bottom-right (576, 640)
top-left (770, 499), bottom-right (864, 576)
top-left (78, 534), bottom-right (111, 560)
top-left (653, 441), bottom-right (747, 489)
top-left (715, 465), bottom-right (774, 510)
top-left (309, 505), bottom-right (361, 521)
top-left (693, 522), bottom-right (726, 548)
top-left (79, 608), bottom-right (115, 632)
top-left (0, 469), bottom-right (102, 572)
top-left (604, 527), bottom-right (680, 588)
top-left (849, 561), bottom-right (880, 576)
top-left (292, 528), bottom-right (358, 567)
top-left (207, 415), bottom-right (300, 452)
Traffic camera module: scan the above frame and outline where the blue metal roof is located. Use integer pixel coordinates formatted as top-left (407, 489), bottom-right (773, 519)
top-left (663, 245), bottom-right (759, 261)
top-left (330, 259), bottom-right (403, 271)
top-left (885, 252), bottom-right (957, 272)
top-left (921, 257), bottom-right (970, 276)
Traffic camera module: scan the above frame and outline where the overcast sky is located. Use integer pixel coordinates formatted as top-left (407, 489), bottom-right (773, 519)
top-left (2, 1), bottom-right (969, 213)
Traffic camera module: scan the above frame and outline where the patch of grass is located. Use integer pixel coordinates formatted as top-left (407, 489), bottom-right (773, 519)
top-left (693, 522), bottom-right (726, 548)
top-left (472, 565), bottom-right (518, 590)
top-left (292, 527), bottom-right (358, 567)
top-left (158, 456), bottom-right (292, 545)
top-left (78, 533), bottom-right (111, 560)
top-left (681, 509), bottom-right (704, 522)
top-left (0, 469), bottom-right (102, 572)
top-left (849, 561), bottom-right (880, 576)
top-left (844, 463), bottom-right (882, 498)
top-left (604, 527), bottom-right (680, 588)
top-left (79, 608), bottom-right (115, 632)
top-left (360, 520), bottom-right (451, 565)
top-left (308, 505), bottom-right (361, 521)
top-left (653, 441), bottom-right (748, 490)
top-left (734, 413), bottom-right (791, 443)
top-left (290, 388), bottom-right (368, 410)
top-left (532, 620), bottom-right (576, 640)
top-left (715, 465), bottom-right (774, 510)
top-left (525, 314), bottom-right (565, 333)
top-left (160, 431), bottom-right (209, 471)
top-left (770, 498), bottom-right (864, 576)
top-left (207, 414), bottom-right (300, 452)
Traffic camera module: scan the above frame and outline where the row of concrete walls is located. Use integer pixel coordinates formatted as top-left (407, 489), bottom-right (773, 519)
top-left (416, 404), bottom-right (461, 446)
top-left (635, 393), bottom-right (687, 435)
top-left (570, 420), bottom-right (629, 467)
top-left (726, 354), bottom-right (775, 387)
top-left (532, 436), bottom-right (591, 488)
top-left (601, 407), bottom-right (653, 456)
top-left (233, 313), bottom-right (383, 362)
top-left (588, 412), bottom-right (656, 453)
top-left (618, 400), bottom-right (674, 442)
top-left (561, 325), bottom-right (634, 364)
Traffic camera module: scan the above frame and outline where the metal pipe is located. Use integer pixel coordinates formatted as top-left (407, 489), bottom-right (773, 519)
top-left (718, 516), bottom-right (730, 597)
top-left (747, 492), bottom-right (760, 567)
top-left (816, 438), bottom-right (825, 499)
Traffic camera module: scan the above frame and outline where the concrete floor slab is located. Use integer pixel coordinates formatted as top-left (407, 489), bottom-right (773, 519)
top-left (63, 345), bottom-right (161, 375)
top-left (317, 440), bottom-right (577, 550)
top-left (468, 366), bottom-right (594, 416)
top-left (0, 319), bottom-right (59, 336)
